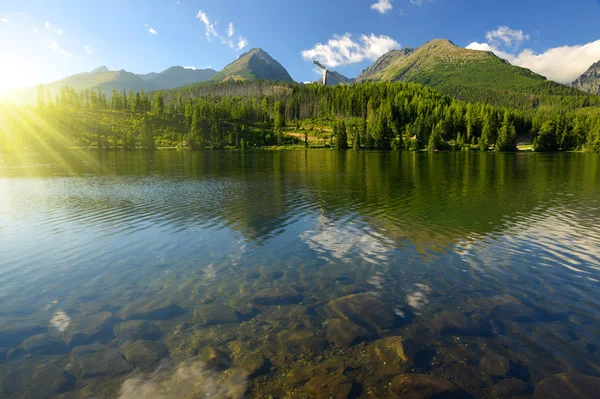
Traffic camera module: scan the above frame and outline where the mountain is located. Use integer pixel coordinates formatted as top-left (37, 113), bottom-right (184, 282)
top-left (90, 65), bottom-right (109, 74)
top-left (571, 60), bottom-right (600, 95)
top-left (357, 39), bottom-right (547, 89)
top-left (137, 72), bottom-right (159, 82)
top-left (356, 39), bottom-right (584, 106)
top-left (9, 65), bottom-right (217, 105)
top-left (10, 68), bottom-right (151, 104)
top-left (210, 48), bottom-right (294, 83)
top-left (146, 66), bottom-right (216, 90)
top-left (316, 70), bottom-right (355, 86)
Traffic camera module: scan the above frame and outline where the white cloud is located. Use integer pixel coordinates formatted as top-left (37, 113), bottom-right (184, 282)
top-left (0, 17), bottom-right (8, 23)
top-left (85, 45), bottom-right (93, 54)
top-left (485, 26), bottom-right (529, 49)
top-left (44, 21), bottom-right (65, 35)
top-left (371, 0), bottom-right (393, 13)
top-left (196, 10), bottom-right (217, 41)
top-left (466, 42), bottom-right (516, 63)
top-left (196, 10), bottom-right (247, 51)
top-left (32, 28), bottom-right (39, 34)
top-left (301, 33), bottom-right (400, 68)
top-left (183, 66), bottom-right (197, 70)
top-left (237, 36), bottom-right (248, 51)
top-left (145, 24), bottom-right (158, 35)
top-left (42, 37), bottom-right (72, 57)
top-left (466, 26), bottom-right (600, 84)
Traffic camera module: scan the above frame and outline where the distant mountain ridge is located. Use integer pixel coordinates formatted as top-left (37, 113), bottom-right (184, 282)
top-left (210, 48), bottom-right (294, 83)
top-left (10, 65), bottom-right (217, 105)
top-left (571, 60), bottom-right (600, 95)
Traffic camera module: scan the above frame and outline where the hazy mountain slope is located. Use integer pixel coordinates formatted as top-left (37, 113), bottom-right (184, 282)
top-left (10, 69), bottom-right (152, 104)
top-left (146, 66), bottom-right (216, 90)
top-left (571, 60), bottom-right (600, 95)
top-left (210, 48), bottom-right (294, 83)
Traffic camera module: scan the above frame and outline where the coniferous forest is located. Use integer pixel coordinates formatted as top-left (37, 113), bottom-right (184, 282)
top-left (1, 80), bottom-right (600, 153)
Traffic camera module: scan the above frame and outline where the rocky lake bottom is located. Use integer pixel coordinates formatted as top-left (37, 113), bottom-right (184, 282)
top-left (0, 150), bottom-right (599, 398)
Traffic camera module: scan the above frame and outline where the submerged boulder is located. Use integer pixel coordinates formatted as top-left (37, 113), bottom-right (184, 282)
top-left (479, 354), bottom-right (510, 377)
top-left (431, 311), bottom-right (485, 336)
top-left (324, 293), bottom-right (399, 333)
top-left (119, 299), bottom-right (182, 321)
top-left (325, 318), bottom-right (372, 347)
top-left (469, 294), bottom-right (535, 321)
top-left (277, 330), bottom-right (327, 354)
top-left (194, 305), bottom-right (241, 326)
top-left (121, 340), bottom-right (169, 370)
top-left (366, 337), bottom-right (410, 377)
top-left (389, 374), bottom-right (461, 399)
top-left (237, 353), bottom-right (269, 378)
top-left (197, 346), bottom-right (232, 371)
top-left (535, 373), bottom-right (600, 399)
top-left (250, 288), bottom-right (303, 306)
top-left (62, 311), bottom-right (114, 347)
top-left (20, 333), bottom-right (66, 356)
top-left (305, 374), bottom-right (354, 399)
top-left (491, 378), bottom-right (532, 398)
top-left (113, 320), bottom-right (162, 341)
top-left (70, 345), bottom-right (131, 379)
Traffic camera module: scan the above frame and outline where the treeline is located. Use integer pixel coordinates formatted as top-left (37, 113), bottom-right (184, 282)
top-left (2, 81), bottom-right (600, 153)
top-left (163, 81), bottom-right (600, 152)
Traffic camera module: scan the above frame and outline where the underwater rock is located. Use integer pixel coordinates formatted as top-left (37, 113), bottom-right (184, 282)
top-left (238, 353), bottom-right (269, 378)
top-left (491, 378), bottom-right (532, 398)
top-left (366, 337), bottom-right (409, 377)
top-left (113, 320), bottom-right (163, 341)
top-left (534, 323), bottom-right (576, 342)
top-left (62, 311), bottom-right (114, 347)
top-left (469, 294), bottom-right (535, 321)
top-left (194, 305), bottom-right (241, 326)
top-left (444, 345), bottom-right (481, 365)
top-left (119, 299), bottom-right (183, 321)
top-left (389, 374), bottom-right (461, 399)
top-left (479, 354), bottom-right (510, 377)
top-left (20, 333), bottom-right (66, 356)
top-left (0, 359), bottom-right (72, 399)
top-left (250, 288), bottom-right (303, 306)
top-left (431, 311), bottom-right (484, 336)
top-left (70, 345), bottom-right (131, 379)
top-left (534, 373), bottom-right (600, 399)
top-left (6, 347), bottom-right (26, 361)
top-left (287, 357), bottom-right (346, 386)
top-left (305, 374), bottom-right (353, 399)
top-left (276, 330), bottom-right (327, 354)
top-left (121, 340), bottom-right (169, 371)
top-left (197, 346), bottom-right (232, 371)
top-left (324, 292), bottom-right (398, 333)
top-left (325, 318), bottom-right (371, 347)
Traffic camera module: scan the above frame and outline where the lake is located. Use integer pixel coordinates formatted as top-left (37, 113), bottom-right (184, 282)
top-left (1, 150), bottom-right (599, 398)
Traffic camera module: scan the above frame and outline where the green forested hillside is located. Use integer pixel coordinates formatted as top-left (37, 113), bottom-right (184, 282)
top-left (356, 39), bottom-right (594, 109)
top-left (3, 80), bottom-right (600, 155)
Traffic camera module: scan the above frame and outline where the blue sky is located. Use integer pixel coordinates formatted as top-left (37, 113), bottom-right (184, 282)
top-left (1, 0), bottom-right (600, 92)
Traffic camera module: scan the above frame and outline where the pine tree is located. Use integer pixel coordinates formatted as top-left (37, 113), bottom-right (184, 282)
top-left (152, 91), bottom-right (165, 116)
top-left (428, 122), bottom-right (444, 151)
top-left (496, 111), bottom-right (517, 152)
top-left (337, 120), bottom-right (348, 149)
